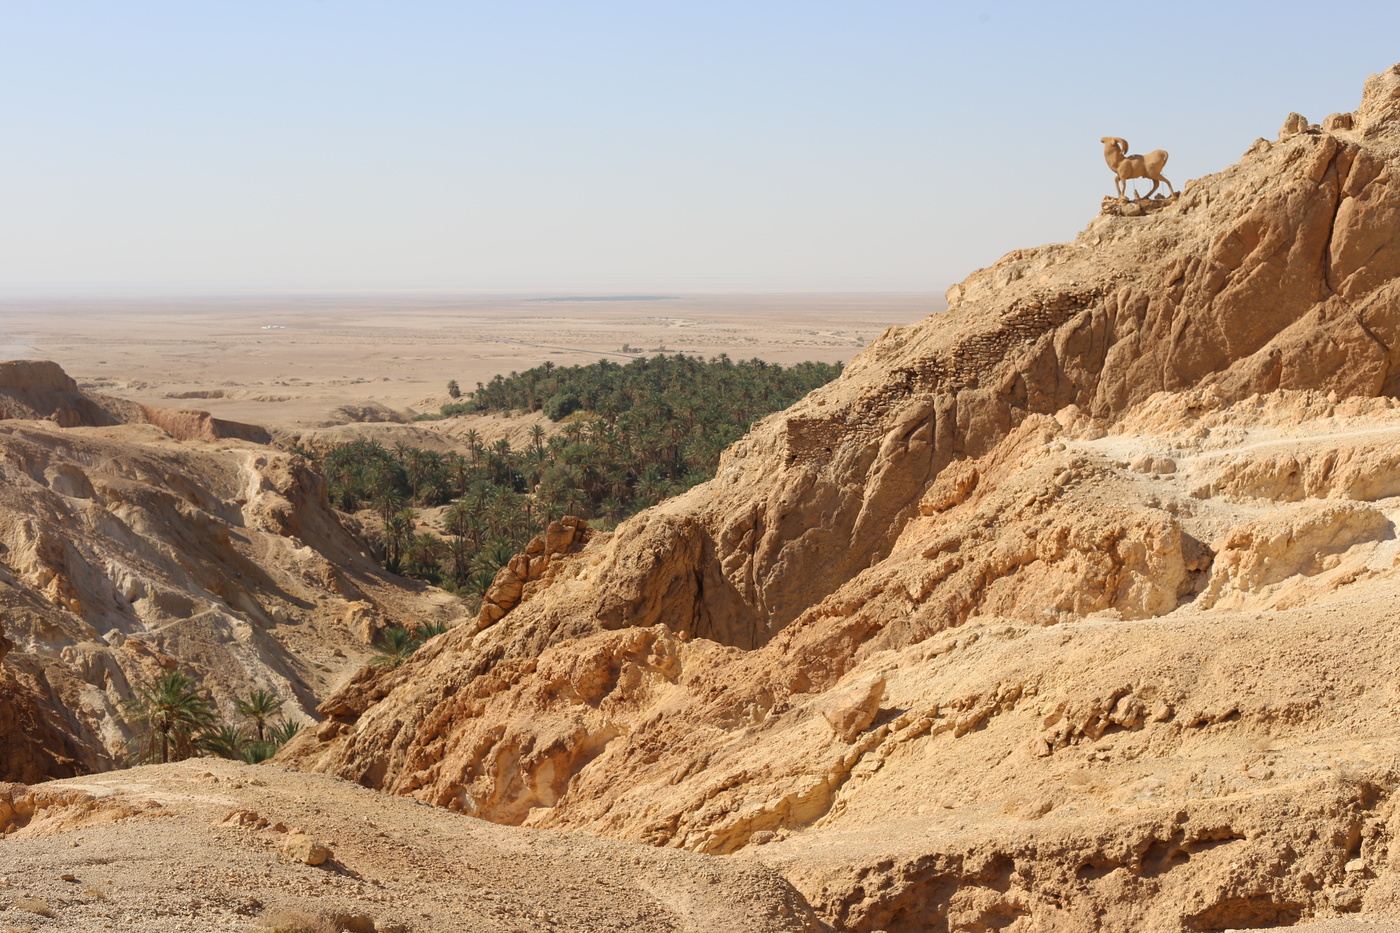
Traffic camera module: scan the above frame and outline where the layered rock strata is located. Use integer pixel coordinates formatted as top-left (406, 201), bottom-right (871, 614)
top-left (0, 365), bottom-right (467, 779)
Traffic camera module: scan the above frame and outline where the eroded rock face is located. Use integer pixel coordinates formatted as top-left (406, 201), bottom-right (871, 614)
top-left (476, 516), bottom-right (590, 628)
top-left (0, 374), bottom-right (467, 780)
top-left (0, 358), bottom-right (268, 442)
top-left (0, 617), bottom-right (90, 783)
top-left (279, 65), bottom-right (1400, 930)
top-left (535, 67), bottom-right (1400, 650)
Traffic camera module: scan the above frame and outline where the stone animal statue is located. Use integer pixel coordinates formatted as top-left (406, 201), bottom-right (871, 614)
top-left (1101, 137), bottom-right (1175, 200)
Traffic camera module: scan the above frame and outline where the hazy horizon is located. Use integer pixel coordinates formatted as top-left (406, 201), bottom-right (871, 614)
top-left (5, 1), bottom-right (1400, 296)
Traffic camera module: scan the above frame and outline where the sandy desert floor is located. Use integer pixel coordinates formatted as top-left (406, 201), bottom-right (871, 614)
top-left (0, 292), bottom-right (937, 428)
top-left (0, 759), bottom-right (816, 933)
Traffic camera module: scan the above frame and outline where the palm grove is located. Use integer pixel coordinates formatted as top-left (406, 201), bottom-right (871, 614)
top-left (318, 354), bottom-right (841, 599)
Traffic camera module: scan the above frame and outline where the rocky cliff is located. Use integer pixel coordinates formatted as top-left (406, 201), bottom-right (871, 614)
top-left (0, 358), bottom-right (270, 442)
top-left (280, 64), bottom-right (1400, 931)
top-left (0, 365), bottom-right (468, 779)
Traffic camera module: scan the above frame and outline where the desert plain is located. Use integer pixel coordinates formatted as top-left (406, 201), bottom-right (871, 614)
top-left (0, 292), bottom-right (935, 428)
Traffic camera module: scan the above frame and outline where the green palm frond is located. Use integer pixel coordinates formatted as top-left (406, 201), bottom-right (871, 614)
top-left (267, 717), bottom-right (304, 748)
top-left (234, 688), bottom-right (284, 743)
top-left (371, 625), bottom-right (419, 668)
top-left (123, 670), bottom-right (220, 765)
top-left (200, 724), bottom-right (249, 760)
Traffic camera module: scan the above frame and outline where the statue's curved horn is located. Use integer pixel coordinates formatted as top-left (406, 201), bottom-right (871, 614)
top-left (1114, 137), bottom-right (1129, 152)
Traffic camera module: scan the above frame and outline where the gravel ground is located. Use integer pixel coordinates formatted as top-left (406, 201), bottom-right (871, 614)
top-left (0, 759), bottom-right (818, 933)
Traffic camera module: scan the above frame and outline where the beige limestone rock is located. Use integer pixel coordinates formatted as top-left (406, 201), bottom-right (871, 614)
top-left (1198, 500), bottom-right (1393, 609)
top-left (475, 516), bottom-right (590, 629)
top-left (281, 831), bottom-right (332, 866)
top-left (1279, 111), bottom-right (1311, 139)
top-left (1325, 111), bottom-right (1355, 131)
top-left (0, 365), bottom-right (467, 780)
top-left (0, 358), bottom-right (269, 442)
top-left (818, 675), bottom-right (885, 742)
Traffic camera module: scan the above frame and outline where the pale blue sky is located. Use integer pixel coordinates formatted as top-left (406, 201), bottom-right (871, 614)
top-left (3, 1), bottom-right (1398, 294)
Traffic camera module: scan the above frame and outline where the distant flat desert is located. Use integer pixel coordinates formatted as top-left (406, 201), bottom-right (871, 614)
top-left (1, 292), bottom-right (939, 428)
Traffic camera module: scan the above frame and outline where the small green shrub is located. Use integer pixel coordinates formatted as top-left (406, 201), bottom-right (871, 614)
top-left (542, 392), bottom-right (581, 421)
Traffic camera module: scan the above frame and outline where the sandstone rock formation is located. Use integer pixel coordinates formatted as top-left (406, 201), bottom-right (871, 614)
top-left (476, 515), bottom-right (591, 627)
top-left (0, 365), bottom-right (467, 779)
top-left (0, 616), bottom-right (92, 783)
top-left (325, 400), bottom-right (412, 425)
top-left (0, 358), bottom-right (270, 443)
top-left (279, 65), bottom-right (1400, 931)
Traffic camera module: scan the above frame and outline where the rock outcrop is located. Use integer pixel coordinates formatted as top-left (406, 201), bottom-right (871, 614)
top-left (0, 365), bottom-right (468, 779)
top-left (0, 358), bottom-right (269, 442)
top-left (0, 617), bottom-right (90, 783)
top-left (475, 516), bottom-right (591, 628)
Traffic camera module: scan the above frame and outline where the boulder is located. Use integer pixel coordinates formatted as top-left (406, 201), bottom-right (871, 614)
top-left (281, 832), bottom-right (331, 866)
top-left (818, 675), bottom-right (885, 742)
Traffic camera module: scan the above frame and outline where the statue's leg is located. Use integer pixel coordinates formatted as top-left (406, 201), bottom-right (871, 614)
top-left (1164, 175), bottom-right (1176, 196)
top-left (1144, 179), bottom-right (1160, 199)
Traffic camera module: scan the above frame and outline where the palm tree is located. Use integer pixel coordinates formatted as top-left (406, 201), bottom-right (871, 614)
top-left (443, 500), bottom-right (474, 540)
top-left (464, 512), bottom-right (487, 549)
top-left (239, 740), bottom-right (277, 765)
top-left (373, 487), bottom-right (406, 524)
top-left (484, 495), bottom-right (520, 540)
top-left (463, 569), bottom-right (496, 604)
top-left (562, 485), bottom-right (590, 518)
top-left (471, 538), bottom-right (517, 579)
top-left (529, 423), bottom-right (546, 452)
top-left (125, 670), bottom-right (220, 765)
top-left (404, 448), bottom-right (429, 504)
top-left (234, 688), bottom-right (284, 744)
top-left (381, 507), bottom-right (416, 572)
top-left (418, 475), bottom-right (447, 506)
top-left (201, 724), bottom-right (249, 760)
top-left (267, 718), bottom-right (303, 747)
top-left (634, 476), bottom-right (662, 509)
top-left (525, 446), bottom-right (549, 485)
top-left (442, 536), bottom-right (473, 587)
top-left (371, 625), bottom-right (420, 668)
top-left (465, 479), bottom-right (493, 516)
top-left (600, 497), bottom-right (625, 522)
top-left (448, 453), bottom-right (471, 495)
top-left (405, 532), bottom-right (446, 578)
top-left (365, 460), bottom-right (399, 508)
top-left (417, 620), bottom-right (452, 641)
